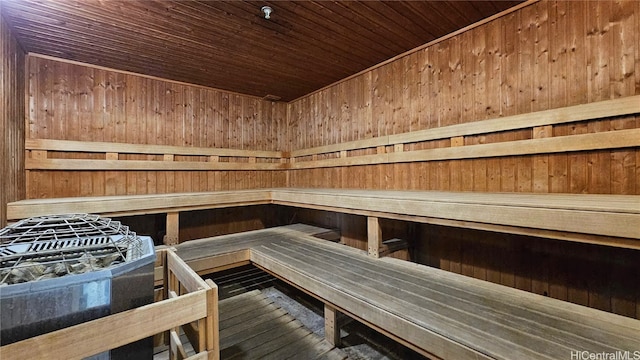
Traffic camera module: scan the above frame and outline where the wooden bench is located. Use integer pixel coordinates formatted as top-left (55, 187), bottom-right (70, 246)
top-left (7, 188), bottom-right (640, 249)
top-left (174, 224), bottom-right (640, 360)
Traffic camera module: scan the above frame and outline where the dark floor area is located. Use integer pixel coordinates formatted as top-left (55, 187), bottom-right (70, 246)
top-left (206, 265), bottom-right (428, 360)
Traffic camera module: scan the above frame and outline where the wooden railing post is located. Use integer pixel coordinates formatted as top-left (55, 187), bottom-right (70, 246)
top-left (367, 216), bottom-right (382, 258)
top-left (205, 279), bottom-right (220, 360)
top-left (165, 212), bottom-right (180, 246)
top-left (324, 304), bottom-right (340, 346)
top-left (161, 249), bottom-right (170, 346)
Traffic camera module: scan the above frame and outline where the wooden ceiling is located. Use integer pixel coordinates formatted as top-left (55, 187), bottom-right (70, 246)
top-left (2, 0), bottom-right (523, 101)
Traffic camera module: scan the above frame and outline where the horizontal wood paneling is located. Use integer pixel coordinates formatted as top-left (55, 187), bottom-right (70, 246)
top-left (284, 0), bottom-right (640, 319)
top-left (1, 10), bottom-right (26, 227)
top-left (26, 55), bottom-right (288, 199)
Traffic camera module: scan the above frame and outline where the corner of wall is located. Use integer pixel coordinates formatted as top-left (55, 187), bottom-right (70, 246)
top-left (1, 11), bottom-right (26, 227)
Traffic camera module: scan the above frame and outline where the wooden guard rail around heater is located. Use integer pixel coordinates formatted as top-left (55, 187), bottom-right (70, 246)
top-left (24, 95), bottom-right (640, 172)
top-left (0, 248), bottom-right (220, 360)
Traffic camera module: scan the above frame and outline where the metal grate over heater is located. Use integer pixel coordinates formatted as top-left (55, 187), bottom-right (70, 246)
top-left (0, 214), bottom-right (146, 286)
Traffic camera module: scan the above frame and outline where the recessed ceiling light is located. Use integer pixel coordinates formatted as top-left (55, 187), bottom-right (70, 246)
top-left (261, 6), bottom-right (273, 19)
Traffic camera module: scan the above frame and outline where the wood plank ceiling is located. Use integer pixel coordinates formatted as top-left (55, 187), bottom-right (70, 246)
top-left (1, 0), bottom-right (522, 101)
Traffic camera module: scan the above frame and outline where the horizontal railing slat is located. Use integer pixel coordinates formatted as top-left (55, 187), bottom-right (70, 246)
top-left (26, 158), bottom-right (285, 171)
top-left (0, 291), bottom-right (207, 360)
top-left (289, 128), bottom-right (640, 169)
top-left (26, 138), bottom-right (283, 158)
top-left (167, 249), bottom-right (210, 293)
top-left (290, 95), bottom-right (640, 157)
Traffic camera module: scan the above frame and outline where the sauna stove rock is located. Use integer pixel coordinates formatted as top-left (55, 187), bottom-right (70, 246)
top-left (0, 214), bottom-right (156, 359)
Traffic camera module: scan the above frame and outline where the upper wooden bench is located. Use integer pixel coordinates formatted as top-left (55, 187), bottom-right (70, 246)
top-left (174, 224), bottom-right (640, 360)
top-left (7, 188), bottom-right (640, 249)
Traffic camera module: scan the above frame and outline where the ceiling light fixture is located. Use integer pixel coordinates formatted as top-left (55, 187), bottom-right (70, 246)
top-left (261, 6), bottom-right (272, 19)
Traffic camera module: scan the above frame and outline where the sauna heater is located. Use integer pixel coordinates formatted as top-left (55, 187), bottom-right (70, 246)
top-left (0, 214), bottom-right (156, 359)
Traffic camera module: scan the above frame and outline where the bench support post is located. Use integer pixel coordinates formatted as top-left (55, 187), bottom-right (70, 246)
top-left (367, 216), bottom-right (381, 258)
top-left (324, 304), bottom-right (340, 346)
top-left (165, 212), bottom-right (180, 246)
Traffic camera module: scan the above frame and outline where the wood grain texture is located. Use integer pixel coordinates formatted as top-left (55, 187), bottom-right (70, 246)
top-left (4, 0), bottom-right (640, 331)
top-left (7, 190), bottom-right (273, 220)
top-left (416, 224), bottom-right (640, 319)
top-left (282, 0), bottom-right (640, 321)
top-left (172, 226), bottom-right (640, 360)
top-left (0, 290), bottom-right (208, 359)
top-left (9, 189), bottom-right (639, 247)
top-left (288, 128), bottom-right (640, 169)
top-left (270, 188), bottom-right (640, 240)
top-left (26, 56), bottom-right (287, 198)
top-left (286, 0), bottom-right (639, 195)
top-left (0, 11), bottom-right (26, 227)
top-left (1, 1), bottom-right (522, 101)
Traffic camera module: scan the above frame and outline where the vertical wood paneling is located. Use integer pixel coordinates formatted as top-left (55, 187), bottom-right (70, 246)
top-left (284, 0), bottom-right (640, 319)
top-left (287, 0), bottom-right (638, 195)
top-left (26, 55), bottom-right (287, 198)
top-left (179, 205), bottom-right (288, 242)
top-left (1, 11), bottom-right (26, 227)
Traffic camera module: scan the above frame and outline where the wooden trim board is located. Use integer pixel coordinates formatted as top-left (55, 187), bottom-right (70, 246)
top-left (26, 158), bottom-right (284, 171)
top-left (289, 128), bottom-right (640, 169)
top-left (7, 190), bottom-right (272, 219)
top-left (271, 189), bottom-right (640, 239)
top-left (26, 138), bottom-right (283, 158)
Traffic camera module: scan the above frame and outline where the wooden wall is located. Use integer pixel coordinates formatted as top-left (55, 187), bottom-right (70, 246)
top-left (26, 55), bottom-right (288, 199)
top-left (287, 0), bottom-right (639, 194)
top-left (113, 204), bottom-right (290, 245)
top-left (1, 10), bottom-right (26, 227)
top-left (285, 0), bottom-right (640, 319)
top-left (416, 224), bottom-right (640, 319)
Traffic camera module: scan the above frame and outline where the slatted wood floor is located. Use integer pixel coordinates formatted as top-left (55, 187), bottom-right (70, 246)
top-left (154, 288), bottom-right (347, 360)
top-left (176, 225), bottom-right (640, 360)
top-left (218, 290), bottom-right (347, 359)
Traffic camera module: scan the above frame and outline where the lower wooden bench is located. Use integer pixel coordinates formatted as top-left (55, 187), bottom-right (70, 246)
top-left (175, 224), bottom-right (640, 360)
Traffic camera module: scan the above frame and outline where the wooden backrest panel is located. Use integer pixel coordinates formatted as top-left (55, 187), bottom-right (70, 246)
top-left (24, 95), bottom-right (640, 172)
top-left (290, 96), bottom-right (640, 157)
top-left (26, 138), bottom-right (283, 158)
